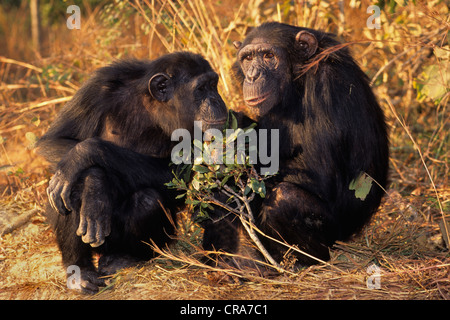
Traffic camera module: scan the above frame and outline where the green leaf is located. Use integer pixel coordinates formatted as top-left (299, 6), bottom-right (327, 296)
top-left (200, 202), bottom-right (214, 211)
top-left (209, 183), bottom-right (218, 189)
top-left (183, 165), bottom-right (192, 183)
top-left (215, 172), bottom-right (224, 179)
top-left (165, 181), bottom-right (176, 188)
top-left (349, 172), bottom-right (373, 201)
top-left (220, 174), bottom-right (231, 187)
top-left (258, 182), bottom-right (266, 198)
top-left (186, 198), bottom-right (200, 206)
top-left (195, 208), bottom-right (210, 222)
top-left (250, 179), bottom-right (260, 192)
top-left (192, 165), bottom-right (210, 173)
top-left (244, 123), bottom-right (257, 133)
top-left (226, 128), bottom-right (244, 144)
top-left (229, 111), bottom-right (238, 130)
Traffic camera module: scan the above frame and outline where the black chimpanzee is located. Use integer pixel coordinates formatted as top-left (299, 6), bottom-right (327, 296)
top-left (201, 22), bottom-right (389, 267)
top-left (37, 52), bottom-right (228, 293)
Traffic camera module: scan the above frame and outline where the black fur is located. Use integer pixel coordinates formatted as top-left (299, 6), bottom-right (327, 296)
top-left (202, 22), bottom-right (389, 266)
top-left (38, 52), bottom-right (227, 293)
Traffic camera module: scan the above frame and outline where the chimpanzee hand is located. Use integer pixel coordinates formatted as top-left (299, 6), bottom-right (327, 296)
top-left (75, 167), bottom-right (112, 248)
top-left (48, 164), bottom-right (112, 247)
top-left (47, 169), bottom-right (76, 215)
top-left (76, 206), bottom-right (111, 248)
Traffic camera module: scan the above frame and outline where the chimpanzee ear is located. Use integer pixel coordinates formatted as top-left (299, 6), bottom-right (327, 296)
top-left (295, 30), bottom-right (318, 59)
top-left (233, 41), bottom-right (242, 50)
top-left (148, 73), bottom-right (173, 102)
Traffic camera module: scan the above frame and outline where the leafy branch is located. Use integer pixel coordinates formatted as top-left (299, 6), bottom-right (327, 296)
top-left (166, 111), bottom-right (283, 272)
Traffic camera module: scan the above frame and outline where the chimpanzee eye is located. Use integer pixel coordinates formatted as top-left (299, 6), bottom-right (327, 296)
top-left (264, 52), bottom-right (274, 60)
top-left (244, 54), bottom-right (253, 61)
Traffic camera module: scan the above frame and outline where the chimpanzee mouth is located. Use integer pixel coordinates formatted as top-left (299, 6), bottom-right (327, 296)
top-left (245, 92), bottom-right (271, 106)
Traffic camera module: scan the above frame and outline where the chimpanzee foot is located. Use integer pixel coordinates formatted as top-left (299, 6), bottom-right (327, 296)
top-left (81, 270), bottom-right (106, 294)
top-left (67, 268), bottom-right (105, 295)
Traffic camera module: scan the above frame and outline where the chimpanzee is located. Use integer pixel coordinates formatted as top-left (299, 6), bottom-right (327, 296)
top-left (37, 52), bottom-right (227, 293)
top-left (201, 22), bottom-right (389, 267)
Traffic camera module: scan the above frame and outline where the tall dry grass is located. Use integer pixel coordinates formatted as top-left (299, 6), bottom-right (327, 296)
top-left (0, 0), bottom-right (448, 299)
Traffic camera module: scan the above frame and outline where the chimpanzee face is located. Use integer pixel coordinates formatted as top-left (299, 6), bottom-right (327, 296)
top-left (148, 57), bottom-right (227, 135)
top-left (233, 30), bottom-right (318, 121)
top-left (235, 38), bottom-right (290, 120)
top-left (183, 71), bottom-right (227, 131)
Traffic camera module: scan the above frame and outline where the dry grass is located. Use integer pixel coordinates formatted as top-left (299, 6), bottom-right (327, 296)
top-left (0, 0), bottom-right (449, 300)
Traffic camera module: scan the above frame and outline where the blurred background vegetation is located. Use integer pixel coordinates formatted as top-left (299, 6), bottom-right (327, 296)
top-left (0, 0), bottom-right (448, 299)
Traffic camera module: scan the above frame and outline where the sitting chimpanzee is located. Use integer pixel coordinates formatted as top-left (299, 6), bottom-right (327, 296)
top-left (37, 52), bottom-right (227, 293)
top-left (201, 22), bottom-right (389, 267)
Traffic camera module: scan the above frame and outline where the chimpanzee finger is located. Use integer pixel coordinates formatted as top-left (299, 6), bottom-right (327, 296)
top-left (76, 214), bottom-right (88, 237)
top-left (90, 231), bottom-right (105, 248)
top-left (81, 233), bottom-right (91, 244)
top-left (47, 185), bottom-right (57, 211)
top-left (88, 217), bottom-right (107, 248)
top-left (82, 218), bottom-right (107, 247)
top-left (60, 182), bottom-right (74, 213)
top-left (81, 219), bottom-right (96, 244)
top-left (47, 173), bottom-right (62, 209)
top-left (47, 183), bottom-right (68, 215)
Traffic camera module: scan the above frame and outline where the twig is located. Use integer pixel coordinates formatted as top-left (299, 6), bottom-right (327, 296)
top-left (238, 216), bottom-right (285, 273)
top-left (203, 195), bottom-right (239, 223)
top-left (17, 96), bottom-right (72, 113)
top-left (0, 56), bottom-right (43, 73)
top-left (220, 182), bottom-right (285, 273)
top-left (0, 208), bottom-right (39, 237)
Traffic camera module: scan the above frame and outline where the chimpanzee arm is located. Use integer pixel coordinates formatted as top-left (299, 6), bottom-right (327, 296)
top-left (47, 137), bottom-right (172, 215)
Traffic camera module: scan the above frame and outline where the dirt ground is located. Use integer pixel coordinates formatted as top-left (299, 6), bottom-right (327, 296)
top-left (0, 187), bottom-right (449, 300)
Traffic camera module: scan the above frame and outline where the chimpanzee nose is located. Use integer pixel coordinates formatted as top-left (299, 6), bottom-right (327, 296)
top-left (246, 65), bottom-right (261, 83)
